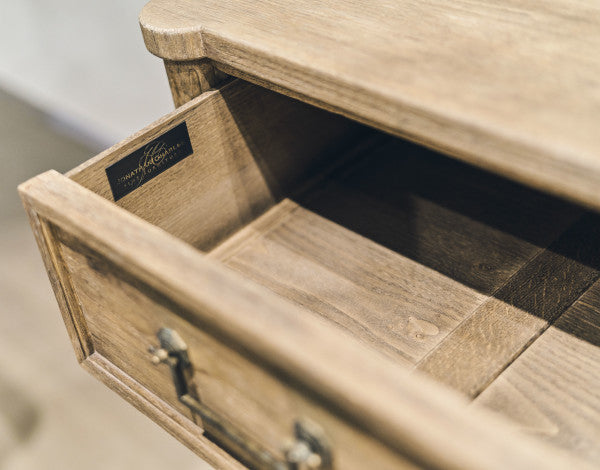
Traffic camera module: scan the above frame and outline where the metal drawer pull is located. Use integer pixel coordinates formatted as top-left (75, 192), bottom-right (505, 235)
top-left (149, 328), bottom-right (332, 470)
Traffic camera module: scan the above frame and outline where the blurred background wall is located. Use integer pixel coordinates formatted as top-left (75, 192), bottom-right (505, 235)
top-left (0, 2), bottom-right (211, 469)
top-left (0, 1), bottom-right (173, 147)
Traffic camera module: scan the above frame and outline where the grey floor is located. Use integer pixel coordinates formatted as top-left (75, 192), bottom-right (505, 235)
top-left (0, 89), bottom-right (211, 469)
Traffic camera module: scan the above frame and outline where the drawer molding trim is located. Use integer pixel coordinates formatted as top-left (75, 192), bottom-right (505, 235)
top-left (21, 201), bottom-right (92, 362)
top-left (84, 352), bottom-right (245, 469)
top-left (151, 327), bottom-right (332, 469)
top-left (21, 188), bottom-right (244, 469)
top-left (18, 169), bottom-right (591, 470)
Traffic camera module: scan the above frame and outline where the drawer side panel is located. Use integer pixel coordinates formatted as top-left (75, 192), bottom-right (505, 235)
top-left (67, 80), bottom-right (367, 251)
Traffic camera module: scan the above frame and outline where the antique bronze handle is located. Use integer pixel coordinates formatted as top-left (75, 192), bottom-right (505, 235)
top-left (150, 328), bottom-right (332, 470)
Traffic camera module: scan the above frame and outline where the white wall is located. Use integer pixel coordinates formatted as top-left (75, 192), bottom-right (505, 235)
top-left (0, 1), bottom-right (173, 149)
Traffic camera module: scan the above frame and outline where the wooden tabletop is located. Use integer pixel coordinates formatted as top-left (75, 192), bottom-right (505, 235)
top-left (140, 0), bottom-right (600, 210)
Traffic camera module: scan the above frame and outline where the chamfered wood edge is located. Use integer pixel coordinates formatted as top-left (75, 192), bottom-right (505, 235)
top-left (20, 197), bottom-right (92, 362)
top-left (19, 184), bottom-right (245, 469)
top-left (83, 352), bottom-right (245, 469)
top-left (164, 59), bottom-right (231, 107)
top-left (138, 7), bottom-right (600, 214)
top-left (18, 170), bottom-right (593, 470)
top-left (139, 18), bottom-right (205, 61)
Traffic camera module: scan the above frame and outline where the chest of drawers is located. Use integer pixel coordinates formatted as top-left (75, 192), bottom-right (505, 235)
top-left (19, 1), bottom-right (600, 468)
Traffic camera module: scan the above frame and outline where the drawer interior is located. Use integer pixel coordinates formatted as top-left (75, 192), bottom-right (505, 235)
top-left (66, 79), bottom-right (600, 463)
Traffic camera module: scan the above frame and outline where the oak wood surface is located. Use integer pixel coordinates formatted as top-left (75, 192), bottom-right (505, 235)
top-left (18, 53), bottom-right (600, 467)
top-left (21, 189), bottom-right (244, 469)
top-left (474, 279), bottom-right (600, 465)
top-left (84, 353), bottom-right (244, 470)
top-left (20, 201), bottom-right (92, 363)
top-left (67, 79), bottom-right (363, 250)
top-left (164, 59), bottom-right (230, 107)
top-left (211, 137), bottom-right (594, 397)
top-left (417, 213), bottom-right (600, 397)
top-left (19, 169), bottom-right (590, 470)
top-left (57, 229), bottom-right (421, 470)
top-left (140, 0), bottom-right (600, 210)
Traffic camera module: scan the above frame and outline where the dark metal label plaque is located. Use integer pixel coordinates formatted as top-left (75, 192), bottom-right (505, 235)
top-left (105, 121), bottom-right (193, 201)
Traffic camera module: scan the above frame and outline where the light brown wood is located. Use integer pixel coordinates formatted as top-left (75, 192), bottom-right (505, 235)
top-left (56, 227), bottom-right (422, 470)
top-left (207, 134), bottom-right (600, 411)
top-left (83, 353), bottom-right (244, 470)
top-left (210, 139), bottom-right (584, 373)
top-left (164, 59), bottom-right (230, 107)
top-left (417, 213), bottom-right (600, 397)
top-left (21, 187), bottom-right (244, 470)
top-left (67, 79), bottom-right (364, 250)
top-left (474, 278), bottom-right (600, 465)
top-left (140, 0), bottom-right (600, 211)
top-left (19, 169), bottom-right (590, 470)
top-left (18, 53), bottom-right (600, 468)
top-left (20, 200), bottom-right (92, 362)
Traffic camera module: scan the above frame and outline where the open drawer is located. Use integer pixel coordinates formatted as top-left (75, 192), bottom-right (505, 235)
top-left (19, 79), bottom-right (600, 469)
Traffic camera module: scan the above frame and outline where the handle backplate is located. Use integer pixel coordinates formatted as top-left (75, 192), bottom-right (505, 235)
top-left (150, 328), bottom-right (332, 470)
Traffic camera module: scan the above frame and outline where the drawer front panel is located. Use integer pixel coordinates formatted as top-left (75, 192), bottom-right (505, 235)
top-left (21, 160), bottom-right (589, 470)
top-left (55, 226), bottom-right (418, 470)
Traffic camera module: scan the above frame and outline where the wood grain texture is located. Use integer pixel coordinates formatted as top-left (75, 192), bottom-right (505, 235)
top-left (56, 228), bottom-right (195, 420)
top-left (20, 201), bottom-right (92, 362)
top-left (214, 199), bottom-right (483, 367)
top-left (18, 170), bottom-right (590, 470)
top-left (20, 195), bottom-right (243, 470)
top-left (83, 353), bottom-right (244, 470)
top-left (58, 230), bottom-right (422, 470)
top-left (67, 79), bottom-right (364, 250)
top-left (474, 279), bottom-right (600, 465)
top-left (164, 59), bottom-right (230, 107)
top-left (211, 138), bottom-right (583, 374)
top-left (140, 0), bottom-right (600, 211)
top-left (418, 214), bottom-right (600, 397)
